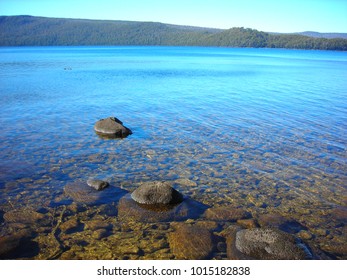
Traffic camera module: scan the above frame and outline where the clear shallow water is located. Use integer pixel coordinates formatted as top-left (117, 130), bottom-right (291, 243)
top-left (0, 46), bottom-right (346, 259)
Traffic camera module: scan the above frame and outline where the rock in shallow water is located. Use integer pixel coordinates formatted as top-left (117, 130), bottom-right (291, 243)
top-left (168, 223), bottom-right (214, 259)
top-left (118, 193), bottom-right (207, 223)
top-left (94, 117), bottom-right (132, 138)
top-left (232, 228), bottom-right (313, 260)
top-left (64, 181), bottom-right (127, 206)
top-left (87, 179), bottom-right (109, 191)
top-left (204, 206), bottom-right (251, 222)
top-left (257, 213), bottom-right (307, 234)
top-left (4, 209), bottom-right (50, 227)
top-left (131, 181), bottom-right (183, 205)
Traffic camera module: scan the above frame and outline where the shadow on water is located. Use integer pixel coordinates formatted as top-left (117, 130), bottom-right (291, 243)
top-left (0, 233), bottom-right (40, 260)
top-left (118, 193), bottom-right (208, 223)
top-left (95, 132), bottom-right (130, 140)
top-left (0, 210), bottom-right (4, 224)
top-left (63, 181), bottom-right (128, 206)
top-left (279, 220), bottom-right (308, 234)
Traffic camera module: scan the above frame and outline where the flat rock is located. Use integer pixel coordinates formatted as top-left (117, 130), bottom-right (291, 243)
top-left (3, 209), bottom-right (50, 227)
top-left (257, 213), bottom-right (306, 233)
top-left (168, 223), bottom-right (214, 259)
top-left (174, 178), bottom-right (198, 187)
top-left (64, 181), bottom-right (127, 206)
top-left (118, 193), bottom-right (207, 223)
top-left (61, 219), bottom-right (83, 234)
top-left (204, 206), bottom-right (251, 222)
top-left (94, 117), bottom-right (132, 138)
top-left (92, 229), bottom-right (109, 240)
top-left (84, 219), bottom-right (112, 231)
top-left (87, 179), bottom-right (109, 191)
top-left (131, 181), bottom-right (183, 205)
top-left (233, 228), bottom-right (313, 260)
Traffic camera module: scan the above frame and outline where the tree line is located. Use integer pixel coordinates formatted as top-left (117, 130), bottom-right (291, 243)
top-left (1, 16), bottom-right (346, 51)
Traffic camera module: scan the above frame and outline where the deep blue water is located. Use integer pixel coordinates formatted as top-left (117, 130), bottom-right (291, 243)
top-left (0, 46), bottom-right (346, 214)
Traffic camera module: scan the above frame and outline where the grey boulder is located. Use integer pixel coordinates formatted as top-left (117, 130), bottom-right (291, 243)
top-left (94, 117), bottom-right (132, 138)
top-left (234, 228), bottom-right (313, 260)
top-left (131, 181), bottom-right (183, 205)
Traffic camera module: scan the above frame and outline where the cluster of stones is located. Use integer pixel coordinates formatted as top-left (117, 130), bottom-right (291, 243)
top-left (67, 117), bottom-right (317, 260)
top-left (0, 117), bottom-right (323, 260)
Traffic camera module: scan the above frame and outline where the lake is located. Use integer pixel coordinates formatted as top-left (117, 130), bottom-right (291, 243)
top-left (0, 46), bottom-right (346, 259)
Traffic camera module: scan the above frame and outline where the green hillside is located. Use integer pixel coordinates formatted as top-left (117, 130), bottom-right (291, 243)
top-left (1, 16), bottom-right (346, 50)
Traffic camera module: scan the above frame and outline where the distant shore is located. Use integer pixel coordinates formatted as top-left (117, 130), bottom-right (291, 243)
top-left (1, 16), bottom-right (347, 51)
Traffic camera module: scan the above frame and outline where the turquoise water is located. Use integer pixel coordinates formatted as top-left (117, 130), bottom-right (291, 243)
top-left (0, 47), bottom-right (346, 259)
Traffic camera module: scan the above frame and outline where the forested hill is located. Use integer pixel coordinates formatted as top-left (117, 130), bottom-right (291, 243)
top-left (1, 16), bottom-right (347, 51)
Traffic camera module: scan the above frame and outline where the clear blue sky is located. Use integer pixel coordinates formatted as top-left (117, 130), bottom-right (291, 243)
top-left (1, 0), bottom-right (346, 33)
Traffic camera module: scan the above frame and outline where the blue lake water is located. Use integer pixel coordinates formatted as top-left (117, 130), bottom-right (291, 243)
top-left (0, 46), bottom-right (346, 259)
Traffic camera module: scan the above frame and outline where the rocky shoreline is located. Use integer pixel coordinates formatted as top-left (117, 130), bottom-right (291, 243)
top-left (0, 116), bottom-right (344, 260)
top-left (0, 177), bottom-right (332, 260)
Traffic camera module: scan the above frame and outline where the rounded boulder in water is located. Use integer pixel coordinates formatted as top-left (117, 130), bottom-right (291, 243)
top-left (131, 181), bottom-right (183, 205)
top-left (94, 117), bottom-right (132, 138)
top-left (234, 228), bottom-right (313, 260)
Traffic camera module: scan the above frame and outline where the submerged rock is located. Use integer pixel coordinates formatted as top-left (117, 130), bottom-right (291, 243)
top-left (174, 178), bottom-right (198, 187)
top-left (60, 218), bottom-right (84, 234)
top-left (131, 181), bottom-right (183, 205)
top-left (118, 193), bottom-right (207, 223)
top-left (229, 228), bottom-right (313, 260)
top-left (204, 206), bottom-right (251, 222)
top-left (257, 213), bottom-right (307, 233)
top-left (94, 117), bottom-right (132, 138)
top-left (64, 181), bottom-right (127, 206)
top-left (87, 179), bottom-right (109, 191)
top-left (3, 209), bottom-right (50, 227)
top-left (168, 223), bottom-right (214, 259)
